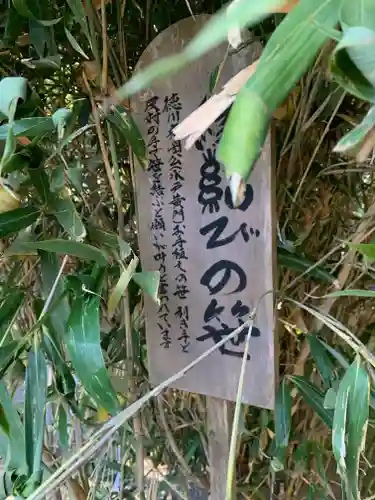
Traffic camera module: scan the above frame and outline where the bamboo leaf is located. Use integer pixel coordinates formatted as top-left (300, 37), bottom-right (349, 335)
top-left (307, 335), bottom-right (337, 389)
top-left (12, 0), bottom-right (62, 26)
top-left (108, 256), bottom-right (139, 319)
top-left (277, 247), bottom-right (336, 284)
top-left (271, 379), bottom-right (292, 472)
top-left (330, 26), bottom-right (375, 102)
top-left (49, 194), bottom-right (86, 241)
top-left (132, 271), bottom-right (160, 304)
top-left (66, 0), bottom-right (91, 46)
top-left (288, 375), bottom-right (333, 428)
top-left (24, 345), bottom-right (47, 484)
top-left (332, 373), bottom-right (349, 479)
top-left (117, 0), bottom-right (292, 99)
top-left (0, 206), bottom-right (40, 238)
top-left (65, 295), bottom-right (119, 415)
top-left (23, 239), bottom-right (108, 265)
top-left (64, 27), bottom-right (89, 60)
top-left (107, 106), bottom-right (147, 169)
top-left (340, 0), bottom-right (375, 31)
top-left (334, 105), bottom-right (375, 156)
top-left (0, 77), bottom-right (27, 119)
top-left (0, 117), bottom-right (54, 139)
top-left (57, 403), bottom-right (68, 450)
top-left (218, 0), bottom-right (342, 188)
top-left (346, 357), bottom-right (369, 500)
top-left (0, 382), bottom-right (26, 474)
top-left (327, 289), bottom-right (375, 298)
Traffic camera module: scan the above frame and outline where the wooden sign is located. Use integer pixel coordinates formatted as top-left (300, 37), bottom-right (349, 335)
top-left (132, 15), bottom-right (276, 409)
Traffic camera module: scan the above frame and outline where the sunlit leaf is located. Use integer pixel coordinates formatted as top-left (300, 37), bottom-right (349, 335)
top-left (22, 239), bottom-right (108, 265)
top-left (24, 345), bottom-right (47, 484)
top-left (218, 0), bottom-right (342, 189)
top-left (108, 257), bottom-right (139, 319)
top-left (327, 289), bottom-right (375, 298)
top-left (0, 206), bottom-right (40, 238)
top-left (332, 373), bottom-right (349, 478)
top-left (350, 242), bottom-right (375, 260)
top-left (132, 271), bottom-right (160, 304)
top-left (65, 295), bottom-right (119, 415)
top-left (334, 105), bottom-right (375, 156)
top-left (117, 0), bottom-right (291, 99)
top-left (0, 117), bottom-right (54, 139)
top-left (340, 0), bottom-right (375, 31)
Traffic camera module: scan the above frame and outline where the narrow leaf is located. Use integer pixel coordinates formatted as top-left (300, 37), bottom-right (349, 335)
top-left (117, 0), bottom-right (292, 99)
top-left (64, 27), bottom-right (89, 60)
top-left (49, 194), bottom-right (86, 241)
top-left (288, 375), bottom-right (333, 428)
top-left (23, 239), bottom-right (108, 265)
top-left (24, 345), bottom-right (47, 481)
top-left (132, 271), bottom-right (160, 304)
top-left (0, 382), bottom-right (26, 474)
top-left (307, 335), bottom-right (337, 389)
top-left (108, 257), bottom-right (139, 318)
top-left (271, 380), bottom-right (292, 472)
top-left (65, 295), bottom-right (119, 414)
top-left (218, 0), bottom-right (342, 185)
top-left (0, 206), bottom-right (39, 238)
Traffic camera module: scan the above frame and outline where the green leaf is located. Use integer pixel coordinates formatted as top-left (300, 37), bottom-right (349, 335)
top-left (65, 295), bottom-right (119, 415)
top-left (0, 382), bottom-right (26, 474)
top-left (24, 345), bottom-right (47, 482)
top-left (271, 380), bottom-right (292, 472)
top-left (116, 0), bottom-right (290, 99)
top-left (57, 403), bottom-right (68, 450)
top-left (0, 77), bottom-right (27, 119)
top-left (0, 290), bottom-right (24, 334)
top-left (12, 0), bottom-right (62, 26)
top-left (49, 194), bottom-right (86, 241)
top-left (52, 108), bottom-right (72, 140)
top-left (277, 247), bottom-right (336, 284)
top-left (332, 376), bottom-right (349, 477)
top-left (340, 0), bottom-right (375, 31)
top-left (0, 117), bottom-right (54, 140)
top-left (0, 206), bottom-right (40, 238)
top-left (108, 257), bottom-right (138, 319)
top-left (288, 375), bottom-right (333, 429)
top-left (218, 0), bottom-right (342, 185)
top-left (64, 27), bottom-right (89, 60)
top-left (333, 105), bottom-right (375, 156)
top-left (327, 289), bottom-right (375, 298)
top-left (50, 165), bottom-right (65, 193)
top-left (307, 335), bottom-right (337, 389)
top-left (23, 239), bottom-right (108, 265)
top-left (66, 0), bottom-right (91, 47)
top-left (330, 26), bottom-right (375, 102)
top-left (346, 357), bottom-right (369, 500)
top-left (2, 6), bottom-right (26, 47)
top-left (87, 224), bottom-right (131, 258)
top-left (350, 242), bottom-right (375, 259)
top-left (0, 341), bottom-right (23, 376)
top-left (132, 271), bottom-right (160, 304)
top-left (107, 106), bottom-right (147, 169)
